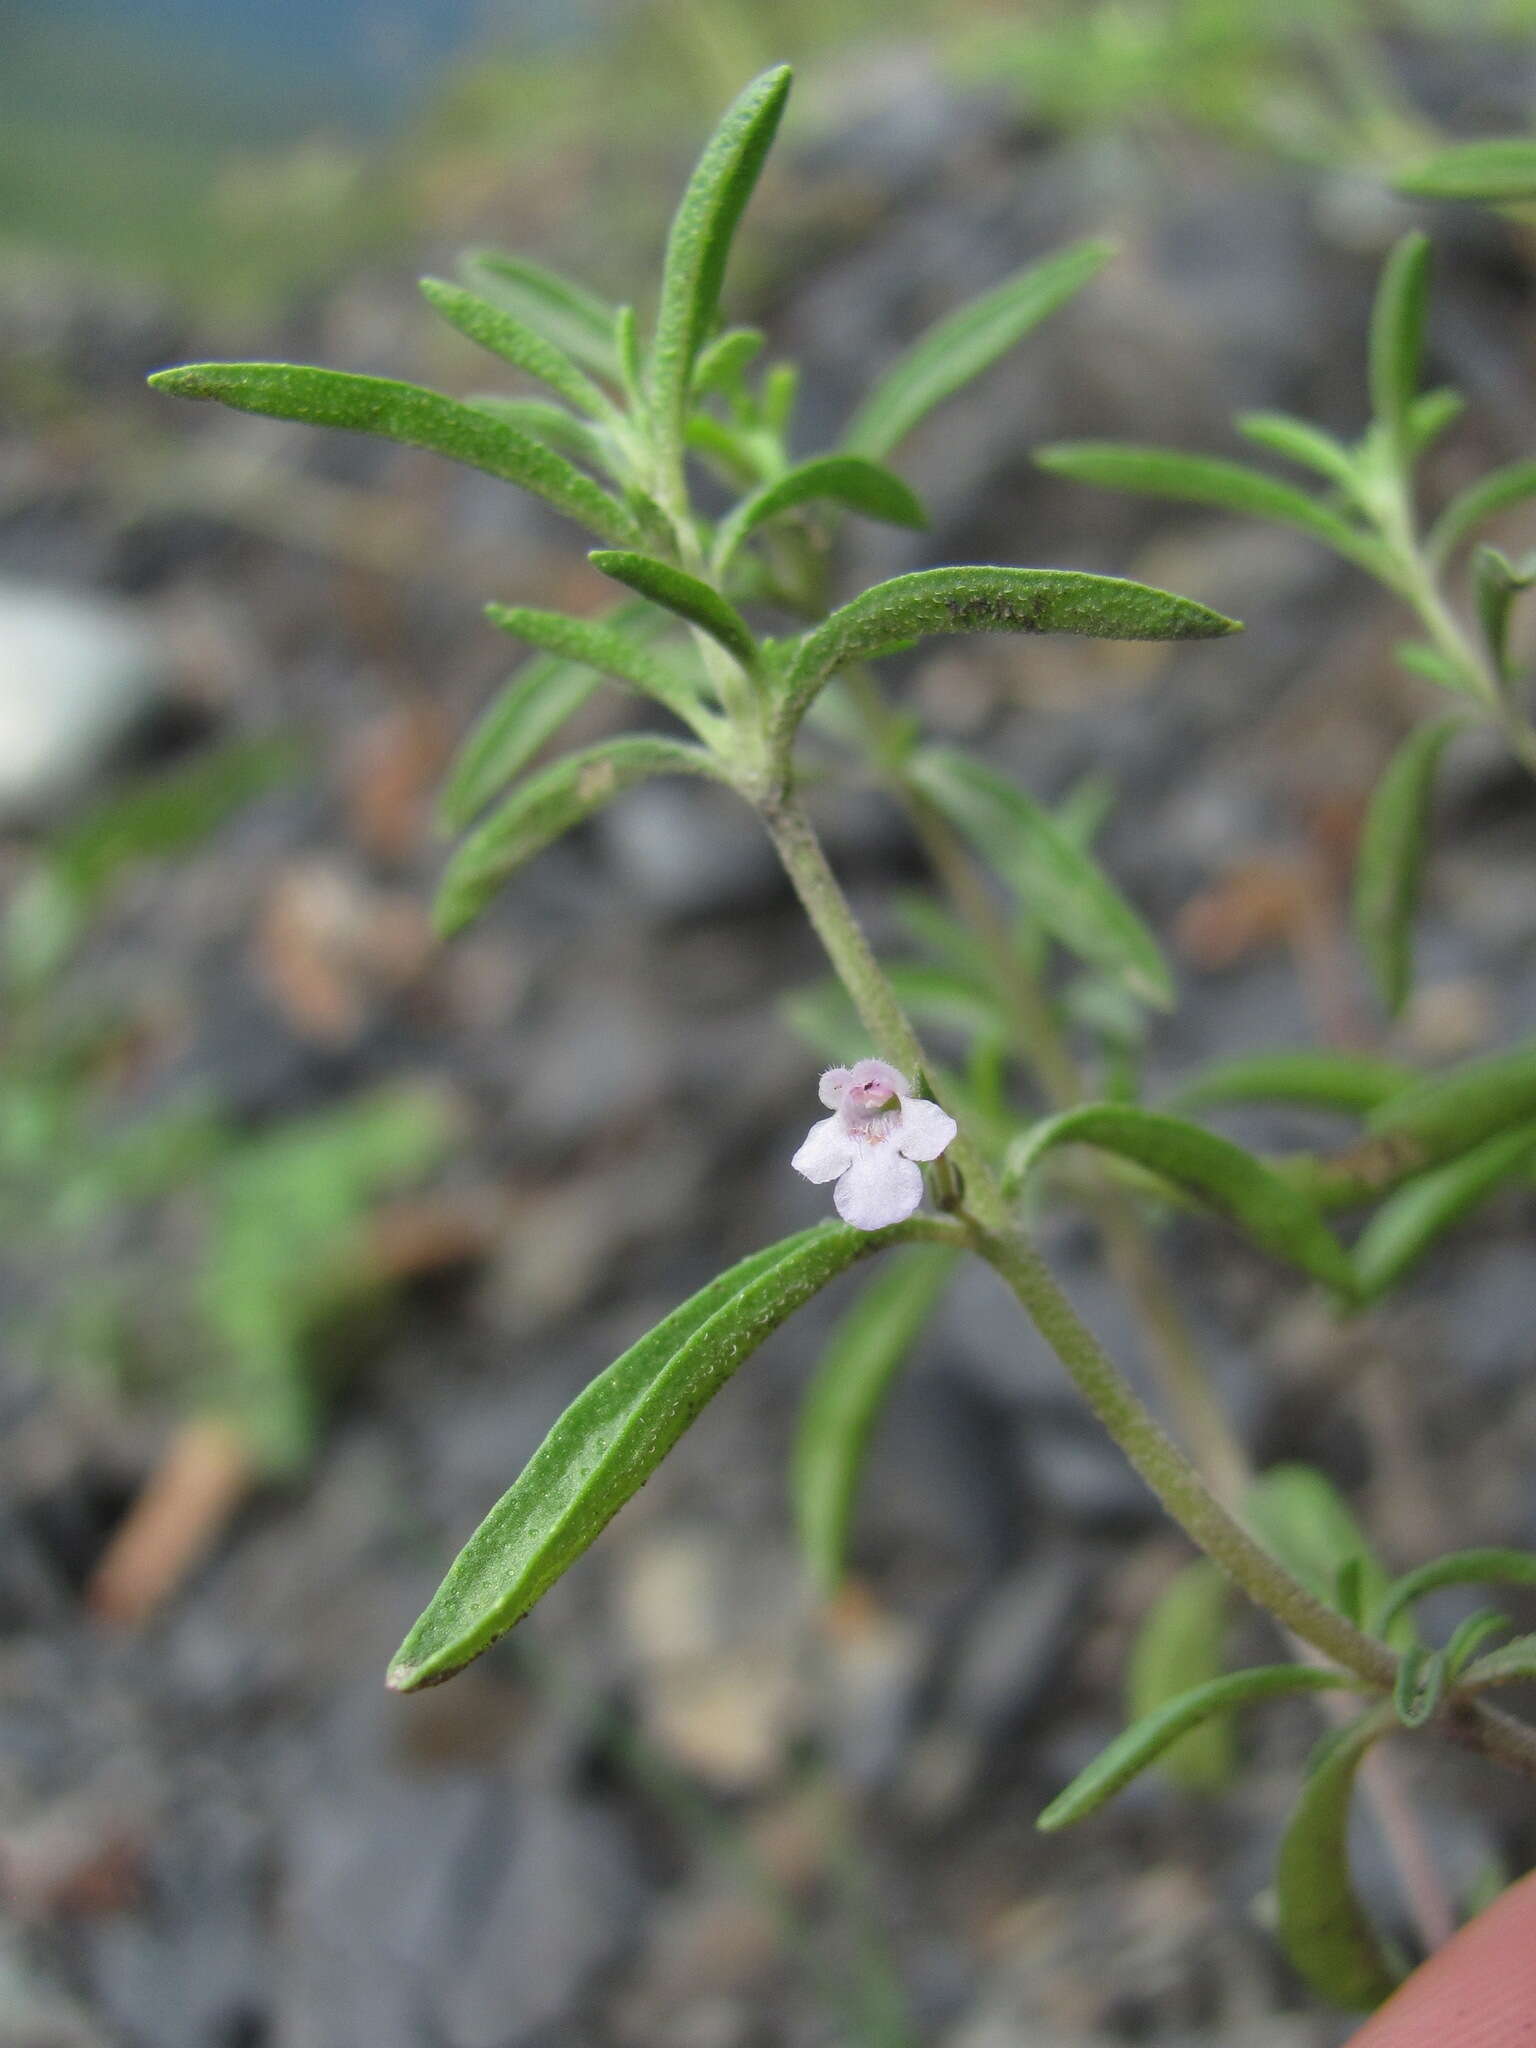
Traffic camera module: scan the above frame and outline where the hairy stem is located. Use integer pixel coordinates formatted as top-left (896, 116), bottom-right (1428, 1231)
top-left (760, 791), bottom-right (1008, 1233)
top-left (763, 786), bottom-right (1394, 1670)
top-left (969, 1225), bottom-right (1397, 1684)
top-left (856, 695), bottom-right (1247, 1502)
top-left (1378, 474), bottom-right (1536, 778)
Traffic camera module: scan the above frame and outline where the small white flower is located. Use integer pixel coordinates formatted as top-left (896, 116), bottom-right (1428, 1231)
top-left (791, 1058), bottom-right (957, 1230)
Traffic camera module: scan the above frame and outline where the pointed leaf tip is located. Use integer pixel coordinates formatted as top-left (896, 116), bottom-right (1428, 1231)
top-left (146, 361), bottom-right (638, 543)
top-left (1006, 1104), bottom-right (1357, 1297)
top-left (1036, 441), bottom-right (1391, 574)
top-left (435, 734), bottom-right (716, 935)
top-left (1354, 717), bottom-right (1464, 1019)
top-left (1369, 232), bottom-right (1433, 469)
top-left (713, 454), bottom-right (928, 570)
top-left (1037, 1665), bottom-right (1358, 1831)
top-left (460, 249), bottom-right (621, 379)
top-left (1276, 1713), bottom-right (1402, 2011)
top-left (791, 1245), bottom-right (958, 1593)
top-left (844, 238), bottom-right (1115, 459)
top-left (779, 566), bottom-right (1239, 733)
top-left (387, 1216), bottom-right (952, 1690)
top-left (417, 276), bottom-right (610, 417)
top-left (647, 65), bottom-right (792, 443)
top-left (588, 549), bottom-right (759, 672)
top-left (1397, 137), bottom-right (1536, 203)
top-left (912, 749), bottom-right (1174, 1010)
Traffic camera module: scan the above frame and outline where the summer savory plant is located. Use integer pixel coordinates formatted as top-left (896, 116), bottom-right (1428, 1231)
top-left (153, 65), bottom-right (1536, 2017)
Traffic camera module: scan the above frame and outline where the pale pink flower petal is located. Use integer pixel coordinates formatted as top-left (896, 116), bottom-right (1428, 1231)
top-left (818, 1066), bottom-right (853, 1109)
top-left (847, 1057), bottom-right (909, 1095)
top-left (793, 1061), bottom-right (957, 1230)
top-left (840, 1058), bottom-right (910, 1119)
top-left (894, 1097), bottom-right (958, 1162)
top-left (833, 1144), bottom-right (924, 1230)
top-left (792, 1114), bottom-right (857, 1184)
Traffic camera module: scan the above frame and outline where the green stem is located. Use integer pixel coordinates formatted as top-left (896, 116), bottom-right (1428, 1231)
top-left (764, 787), bottom-right (1388, 1679)
top-left (1378, 476), bottom-right (1536, 778)
top-left (760, 791), bottom-right (1007, 1232)
top-left (969, 1225), bottom-right (1396, 1685)
top-left (917, 792), bottom-right (1246, 1492)
top-left (843, 670), bottom-right (1247, 1500)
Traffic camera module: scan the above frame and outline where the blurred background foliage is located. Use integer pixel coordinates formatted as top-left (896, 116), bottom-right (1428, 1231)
top-left (8, 0), bottom-right (1536, 317)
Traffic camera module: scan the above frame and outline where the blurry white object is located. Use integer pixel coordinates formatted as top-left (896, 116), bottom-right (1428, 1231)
top-left (0, 583), bottom-right (162, 821)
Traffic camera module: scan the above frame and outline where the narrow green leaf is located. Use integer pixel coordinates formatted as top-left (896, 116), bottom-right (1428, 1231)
top-left (1473, 543), bottom-right (1536, 680)
top-left (588, 549), bottom-right (759, 672)
top-left (42, 737), bottom-right (298, 909)
top-left (1409, 387), bottom-right (1466, 456)
top-left (1393, 1643), bottom-right (1447, 1728)
top-left (762, 362), bottom-right (798, 436)
top-left (1368, 1035), bottom-right (1536, 1159)
top-left (1005, 1105), bottom-right (1357, 1296)
top-left (1354, 1119), bottom-right (1536, 1300)
top-left (1276, 1713), bottom-right (1403, 2012)
top-left (148, 363), bottom-right (639, 545)
top-left (1354, 717), bottom-right (1464, 1018)
top-left (1428, 458), bottom-right (1536, 563)
top-left (1461, 1631), bottom-right (1536, 1692)
top-left (419, 278), bottom-right (611, 417)
top-left (893, 893), bottom-right (997, 983)
top-left (714, 455), bottom-right (927, 569)
top-left (1037, 1666), bottom-right (1357, 1831)
top-left (783, 565), bottom-right (1238, 728)
top-left (1372, 1548), bottom-right (1536, 1639)
top-left (388, 1216), bottom-right (936, 1689)
top-left (684, 412), bottom-right (761, 487)
top-left (1052, 770), bottom-right (1117, 849)
top-left (781, 978), bottom-right (874, 1066)
top-left (1126, 1562), bottom-right (1235, 1794)
top-left (911, 749), bottom-right (1173, 1008)
top-left (843, 238), bottom-right (1114, 459)
top-left (1393, 638), bottom-right (1476, 694)
top-left (440, 654), bottom-right (604, 834)
top-left (1443, 1609), bottom-right (1511, 1679)
top-left (692, 325), bottom-right (763, 394)
top-left (1169, 1050), bottom-right (1416, 1117)
top-left (1235, 412), bottom-right (1358, 490)
top-left (1397, 137), bottom-right (1536, 203)
top-left (620, 488), bottom-right (678, 559)
top-left (1035, 442), bottom-right (1390, 574)
top-left (1369, 232), bottom-right (1432, 471)
top-left (484, 603), bottom-right (706, 727)
top-left (461, 250), bottom-right (620, 379)
top-left (466, 395), bottom-right (612, 470)
top-left (435, 736), bottom-right (717, 936)
top-left (648, 65), bottom-right (792, 445)
top-left (790, 1246), bottom-right (958, 1594)
top-left (614, 305), bottom-right (643, 407)
top-left (1245, 1466), bottom-right (1397, 1638)
top-left (439, 602), bottom-right (676, 831)
top-left (885, 960), bottom-right (1008, 1042)
top-left (1335, 1557), bottom-right (1368, 1628)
